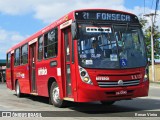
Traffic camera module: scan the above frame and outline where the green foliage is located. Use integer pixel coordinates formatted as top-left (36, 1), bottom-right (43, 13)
top-left (139, 16), bottom-right (160, 59)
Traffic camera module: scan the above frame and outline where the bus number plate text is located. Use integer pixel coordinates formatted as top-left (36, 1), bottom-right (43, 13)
top-left (116, 90), bottom-right (127, 95)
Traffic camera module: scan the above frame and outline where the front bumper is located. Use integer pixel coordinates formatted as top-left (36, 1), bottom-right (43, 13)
top-left (76, 81), bottom-right (149, 102)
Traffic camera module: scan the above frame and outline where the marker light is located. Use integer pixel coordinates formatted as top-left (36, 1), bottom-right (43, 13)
top-left (143, 66), bottom-right (149, 82)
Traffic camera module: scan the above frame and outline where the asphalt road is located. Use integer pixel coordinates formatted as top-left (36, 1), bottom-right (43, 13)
top-left (0, 83), bottom-right (160, 120)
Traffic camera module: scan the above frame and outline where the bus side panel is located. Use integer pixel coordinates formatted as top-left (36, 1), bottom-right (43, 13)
top-left (14, 65), bottom-right (30, 94)
top-left (6, 68), bottom-right (12, 89)
top-left (36, 59), bottom-right (59, 97)
top-left (36, 61), bottom-right (48, 97)
top-left (35, 27), bottom-right (63, 97)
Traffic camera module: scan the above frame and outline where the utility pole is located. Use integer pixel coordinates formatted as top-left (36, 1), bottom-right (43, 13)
top-left (144, 13), bottom-right (156, 82)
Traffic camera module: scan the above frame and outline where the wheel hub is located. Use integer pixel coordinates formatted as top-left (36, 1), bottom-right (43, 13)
top-left (52, 87), bottom-right (60, 103)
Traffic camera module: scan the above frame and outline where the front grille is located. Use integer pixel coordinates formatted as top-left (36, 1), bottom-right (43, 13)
top-left (97, 80), bottom-right (140, 88)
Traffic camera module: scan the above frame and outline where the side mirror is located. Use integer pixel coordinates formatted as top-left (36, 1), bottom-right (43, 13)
top-left (71, 22), bottom-right (78, 40)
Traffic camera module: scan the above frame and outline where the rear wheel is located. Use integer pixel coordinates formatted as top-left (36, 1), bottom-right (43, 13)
top-left (50, 82), bottom-right (66, 108)
top-left (15, 81), bottom-right (22, 97)
top-left (100, 101), bottom-right (115, 106)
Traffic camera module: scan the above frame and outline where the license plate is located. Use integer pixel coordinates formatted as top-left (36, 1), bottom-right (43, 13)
top-left (116, 90), bottom-right (127, 95)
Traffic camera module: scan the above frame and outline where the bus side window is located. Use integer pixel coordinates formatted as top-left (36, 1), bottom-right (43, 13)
top-left (7, 53), bottom-right (11, 68)
top-left (14, 48), bottom-right (20, 66)
top-left (21, 44), bottom-right (28, 64)
top-left (38, 36), bottom-right (43, 60)
top-left (44, 28), bottom-right (58, 59)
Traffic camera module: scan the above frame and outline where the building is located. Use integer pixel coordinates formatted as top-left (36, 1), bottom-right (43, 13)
top-left (0, 59), bottom-right (6, 83)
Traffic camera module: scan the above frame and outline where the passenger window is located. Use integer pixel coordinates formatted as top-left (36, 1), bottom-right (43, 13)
top-left (38, 36), bottom-right (43, 60)
top-left (21, 44), bottom-right (28, 64)
top-left (14, 48), bottom-right (20, 66)
top-left (44, 28), bottom-right (58, 58)
top-left (7, 53), bottom-right (11, 68)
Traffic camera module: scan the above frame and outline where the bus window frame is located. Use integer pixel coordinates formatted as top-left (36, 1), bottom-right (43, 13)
top-left (43, 27), bottom-right (58, 60)
top-left (14, 48), bottom-right (21, 66)
top-left (38, 35), bottom-right (44, 61)
top-left (21, 43), bottom-right (28, 65)
top-left (6, 52), bottom-right (11, 68)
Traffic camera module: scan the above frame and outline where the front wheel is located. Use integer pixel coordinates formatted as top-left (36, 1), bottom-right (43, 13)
top-left (50, 82), bottom-right (66, 108)
top-left (100, 101), bottom-right (115, 106)
top-left (15, 81), bottom-right (22, 97)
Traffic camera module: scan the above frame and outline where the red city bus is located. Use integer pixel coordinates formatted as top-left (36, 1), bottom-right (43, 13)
top-left (6, 9), bottom-right (149, 107)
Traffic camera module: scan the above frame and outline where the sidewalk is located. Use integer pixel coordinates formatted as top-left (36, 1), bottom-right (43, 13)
top-left (150, 82), bottom-right (160, 88)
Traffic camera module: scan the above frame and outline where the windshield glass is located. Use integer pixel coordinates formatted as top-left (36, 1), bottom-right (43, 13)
top-left (78, 24), bottom-right (147, 69)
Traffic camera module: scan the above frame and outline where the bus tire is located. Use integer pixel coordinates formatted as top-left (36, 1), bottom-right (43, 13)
top-left (100, 101), bottom-right (115, 106)
top-left (50, 82), bottom-right (66, 108)
top-left (15, 81), bottom-right (22, 98)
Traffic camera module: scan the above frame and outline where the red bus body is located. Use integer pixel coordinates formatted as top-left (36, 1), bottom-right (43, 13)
top-left (6, 9), bottom-right (149, 105)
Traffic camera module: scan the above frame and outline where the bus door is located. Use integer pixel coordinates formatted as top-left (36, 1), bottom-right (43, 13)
top-left (29, 42), bottom-right (37, 93)
top-left (10, 53), bottom-right (14, 89)
top-left (62, 27), bottom-right (75, 98)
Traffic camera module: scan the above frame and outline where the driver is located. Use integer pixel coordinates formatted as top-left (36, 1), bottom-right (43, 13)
top-left (91, 39), bottom-right (103, 57)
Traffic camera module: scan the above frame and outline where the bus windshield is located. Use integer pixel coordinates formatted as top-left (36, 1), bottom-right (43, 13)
top-left (78, 24), bottom-right (147, 69)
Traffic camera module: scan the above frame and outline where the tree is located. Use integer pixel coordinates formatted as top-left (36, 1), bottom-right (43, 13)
top-left (139, 17), bottom-right (160, 59)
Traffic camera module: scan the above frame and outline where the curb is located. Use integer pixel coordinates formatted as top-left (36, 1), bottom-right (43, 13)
top-left (149, 82), bottom-right (160, 88)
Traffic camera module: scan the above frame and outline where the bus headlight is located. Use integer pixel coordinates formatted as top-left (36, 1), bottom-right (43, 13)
top-left (144, 74), bottom-right (148, 81)
top-left (81, 71), bottom-right (86, 77)
top-left (79, 66), bottom-right (93, 85)
top-left (83, 77), bottom-right (89, 82)
top-left (143, 66), bottom-right (149, 82)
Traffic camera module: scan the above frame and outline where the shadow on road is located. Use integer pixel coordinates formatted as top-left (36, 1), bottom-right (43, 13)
top-left (15, 94), bottom-right (160, 114)
top-left (68, 99), bottom-right (160, 113)
top-left (13, 94), bottom-right (50, 104)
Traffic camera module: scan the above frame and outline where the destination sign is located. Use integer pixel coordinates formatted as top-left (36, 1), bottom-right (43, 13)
top-left (75, 10), bottom-right (139, 23)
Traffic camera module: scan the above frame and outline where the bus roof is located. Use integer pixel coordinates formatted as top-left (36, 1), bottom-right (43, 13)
top-left (6, 8), bottom-right (137, 53)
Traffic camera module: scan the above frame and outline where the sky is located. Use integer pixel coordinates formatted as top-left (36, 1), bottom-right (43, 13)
top-left (0, 0), bottom-right (159, 59)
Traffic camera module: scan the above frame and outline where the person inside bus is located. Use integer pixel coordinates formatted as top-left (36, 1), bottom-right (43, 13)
top-left (89, 39), bottom-right (103, 67)
top-left (91, 39), bottom-right (103, 58)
